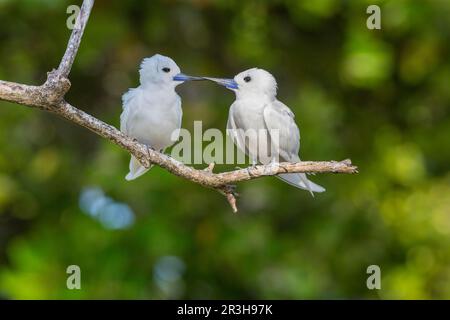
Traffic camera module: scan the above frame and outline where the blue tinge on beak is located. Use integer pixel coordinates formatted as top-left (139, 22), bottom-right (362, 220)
top-left (204, 77), bottom-right (238, 90)
top-left (173, 73), bottom-right (202, 82)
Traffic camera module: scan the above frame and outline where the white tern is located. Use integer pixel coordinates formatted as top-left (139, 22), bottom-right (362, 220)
top-left (205, 68), bottom-right (325, 194)
top-left (120, 54), bottom-right (199, 180)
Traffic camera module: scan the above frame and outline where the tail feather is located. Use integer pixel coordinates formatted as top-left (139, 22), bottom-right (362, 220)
top-left (125, 156), bottom-right (152, 181)
top-left (277, 173), bottom-right (325, 196)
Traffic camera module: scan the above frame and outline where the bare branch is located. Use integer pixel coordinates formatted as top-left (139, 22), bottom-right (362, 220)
top-left (0, 81), bottom-right (45, 108)
top-left (0, 0), bottom-right (358, 212)
top-left (57, 0), bottom-right (95, 78)
top-left (47, 102), bottom-right (359, 189)
top-left (215, 159), bottom-right (358, 185)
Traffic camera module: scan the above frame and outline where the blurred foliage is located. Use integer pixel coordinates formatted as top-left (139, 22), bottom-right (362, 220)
top-left (0, 0), bottom-right (449, 299)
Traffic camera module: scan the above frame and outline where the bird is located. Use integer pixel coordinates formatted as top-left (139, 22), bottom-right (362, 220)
top-left (204, 68), bottom-right (325, 194)
top-left (120, 54), bottom-right (200, 181)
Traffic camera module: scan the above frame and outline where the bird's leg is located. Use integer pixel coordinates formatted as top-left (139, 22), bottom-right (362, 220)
top-left (269, 157), bottom-right (278, 165)
top-left (245, 158), bottom-right (259, 178)
top-left (251, 157), bottom-right (258, 168)
top-left (246, 166), bottom-right (255, 178)
top-left (263, 157), bottom-right (280, 175)
top-left (235, 157), bottom-right (257, 175)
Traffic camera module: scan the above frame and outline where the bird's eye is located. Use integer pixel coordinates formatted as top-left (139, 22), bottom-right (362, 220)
top-left (244, 76), bottom-right (251, 82)
top-left (162, 67), bottom-right (171, 73)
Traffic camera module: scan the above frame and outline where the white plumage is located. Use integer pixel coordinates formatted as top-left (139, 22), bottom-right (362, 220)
top-left (207, 68), bottom-right (325, 194)
top-left (120, 54), bottom-right (192, 180)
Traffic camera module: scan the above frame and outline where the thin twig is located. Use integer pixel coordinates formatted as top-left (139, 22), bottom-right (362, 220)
top-left (57, 0), bottom-right (95, 77)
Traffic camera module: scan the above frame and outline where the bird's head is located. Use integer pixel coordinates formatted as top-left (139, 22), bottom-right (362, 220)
top-left (205, 68), bottom-right (278, 99)
top-left (139, 54), bottom-right (200, 86)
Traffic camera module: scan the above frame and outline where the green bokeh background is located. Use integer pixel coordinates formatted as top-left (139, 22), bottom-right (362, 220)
top-left (0, 0), bottom-right (449, 299)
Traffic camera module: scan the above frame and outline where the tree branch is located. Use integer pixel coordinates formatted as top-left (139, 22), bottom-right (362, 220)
top-left (0, 0), bottom-right (358, 213)
top-left (57, 0), bottom-right (95, 78)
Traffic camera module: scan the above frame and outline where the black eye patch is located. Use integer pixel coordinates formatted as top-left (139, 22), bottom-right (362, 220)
top-left (244, 76), bottom-right (251, 82)
top-left (162, 67), bottom-right (171, 73)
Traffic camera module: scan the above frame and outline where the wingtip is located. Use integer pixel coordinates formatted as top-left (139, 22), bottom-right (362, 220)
top-left (125, 173), bottom-right (135, 181)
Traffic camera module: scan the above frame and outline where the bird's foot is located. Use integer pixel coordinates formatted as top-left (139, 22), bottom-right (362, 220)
top-left (246, 166), bottom-right (256, 178)
top-left (263, 159), bottom-right (280, 175)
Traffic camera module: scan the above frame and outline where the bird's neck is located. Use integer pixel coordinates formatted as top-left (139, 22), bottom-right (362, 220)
top-left (140, 81), bottom-right (176, 93)
top-left (235, 91), bottom-right (275, 102)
